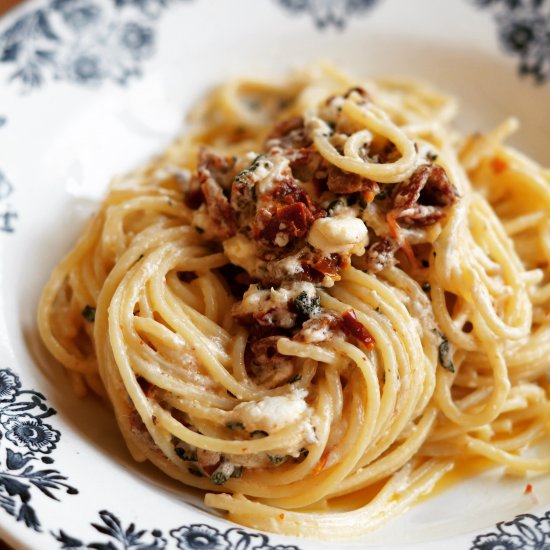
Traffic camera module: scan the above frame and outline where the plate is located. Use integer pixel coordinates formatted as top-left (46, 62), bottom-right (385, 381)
top-left (1, 0), bottom-right (550, 548)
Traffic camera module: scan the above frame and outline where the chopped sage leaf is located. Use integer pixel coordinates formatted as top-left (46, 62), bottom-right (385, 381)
top-left (294, 292), bottom-right (321, 318)
top-left (211, 462), bottom-right (234, 485)
top-left (211, 471), bottom-right (229, 485)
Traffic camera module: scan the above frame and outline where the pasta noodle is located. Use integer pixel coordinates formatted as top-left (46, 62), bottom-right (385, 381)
top-left (37, 64), bottom-right (550, 540)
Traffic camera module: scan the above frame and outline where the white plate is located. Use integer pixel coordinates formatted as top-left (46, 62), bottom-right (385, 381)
top-left (1, 0), bottom-right (550, 548)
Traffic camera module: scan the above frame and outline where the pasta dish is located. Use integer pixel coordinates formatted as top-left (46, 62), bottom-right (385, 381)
top-left (38, 65), bottom-right (550, 539)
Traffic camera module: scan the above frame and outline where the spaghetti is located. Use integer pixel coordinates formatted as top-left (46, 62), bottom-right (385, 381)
top-left (38, 65), bottom-right (550, 539)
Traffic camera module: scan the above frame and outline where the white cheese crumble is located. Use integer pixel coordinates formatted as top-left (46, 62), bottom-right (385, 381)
top-left (223, 234), bottom-right (263, 275)
top-left (308, 216), bottom-right (369, 256)
top-left (230, 389), bottom-right (309, 432)
top-left (301, 321), bottom-right (332, 344)
top-left (235, 281), bottom-right (317, 328)
top-left (268, 254), bottom-right (304, 279)
top-left (257, 156), bottom-right (291, 194)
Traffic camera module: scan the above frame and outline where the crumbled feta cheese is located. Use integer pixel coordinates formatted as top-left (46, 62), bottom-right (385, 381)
top-left (268, 254), bottom-right (304, 279)
top-left (256, 155), bottom-right (291, 194)
top-left (308, 216), bottom-right (368, 255)
top-left (301, 322), bottom-right (332, 343)
top-left (274, 232), bottom-right (290, 247)
top-left (235, 282), bottom-right (317, 328)
top-left (230, 389), bottom-right (309, 432)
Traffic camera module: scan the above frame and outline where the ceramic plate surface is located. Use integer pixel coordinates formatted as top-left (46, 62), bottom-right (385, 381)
top-left (1, 0), bottom-right (550, 548)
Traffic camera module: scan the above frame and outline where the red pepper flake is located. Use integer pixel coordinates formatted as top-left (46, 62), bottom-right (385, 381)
top-left (524, 483), bottom-right (533, 495)
top-left (341, 310), bottom-right (375, 350)
top-left (490, 157), bottom-right (508, 174)
top-left (279, 513), bottom-right (285, 520)
top-left (312, 452), bottom-right (329, 476)
top-left (400, 239), bottom-right (420, 270)
top-left (242, 448), bottom-right (247, 452)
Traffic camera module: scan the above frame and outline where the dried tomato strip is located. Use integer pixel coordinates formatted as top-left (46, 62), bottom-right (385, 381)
top-left (341, 310), bottom-right (375, 350)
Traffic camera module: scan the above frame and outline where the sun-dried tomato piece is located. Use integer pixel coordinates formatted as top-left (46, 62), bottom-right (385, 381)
top-left (246, 336), bottom-right (295, 388)
top-left (255, 203), bottom-right (313, 245)
top-left (341, 310), bottom-right (375, 350)
top-left (364, 237), bottom-right (399, 273)
top-left (326, 165), bottom-right (379, 195)
top-left (198, 169), bottom-right (237, 239)
top-left (197, 148), bottom-right (237, 188)
top-left (184, 188), bottom-right (204, 209)
top-left (388, 163), bottom-right (458, 231)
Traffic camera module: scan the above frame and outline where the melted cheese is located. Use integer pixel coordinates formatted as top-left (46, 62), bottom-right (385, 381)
top-left (231, 389), bottom-right (310, 432)
top-left (308, 216), bottom-right (369, 255)
top-left (223, 234), bottom-right (263, 275)
top-left (235, 282), bottom-right (317, 327)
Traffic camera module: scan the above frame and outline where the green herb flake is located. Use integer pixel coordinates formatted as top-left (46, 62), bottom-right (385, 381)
top-left (327, 198), bottom-right (347, 216)
top-left (250, 154), bottom-right (267, 171)
top-left (250, 430), bottom-right (269, 439)
top-left (294, 292), bottom-right (321, 318)
top-left (230, 466), bottom-right (244, 479)
top-left (210, 462), bottom-right (234, 485)
top-left (175, 447), bottom-right (197, 462)
top-left (211, 471), bottom-right (229, 485)
top-left (375, 191), bottom-right (387, 200)
top-left (438, 334), bottom-right (455, 373)
top-left (225, 421), bottom-right (245, 431)
top-left (268, 455), bottom-right (288, 466)
top-left (81, 305), bottom-right (96, 323)
top-left (188, 466), bottom-right (203, 478)
top-left (195, 226), bottom-right (205, 234)
top-left (288, 374), bottom-right (302, 384)
top-left (295, 448), bottom-right (309, 462)
top-left (427, 151), bottom-right (439, 162)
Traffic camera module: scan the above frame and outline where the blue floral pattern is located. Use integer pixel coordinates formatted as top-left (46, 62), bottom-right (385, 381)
top-left (0, 118), bottom-right (17, 235)
top-left (53, 511), bottom-right (301, 549)
top-left (0, 368), bottom-right (78, 532)
top-left (274, 0), bottom-right (379, 28)
top-left (472, 0), bottom-right (550, 82)
top-left (0, 0), bottom-right (187, 92)
top-left (470, 511), bottom-right (550, 549)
